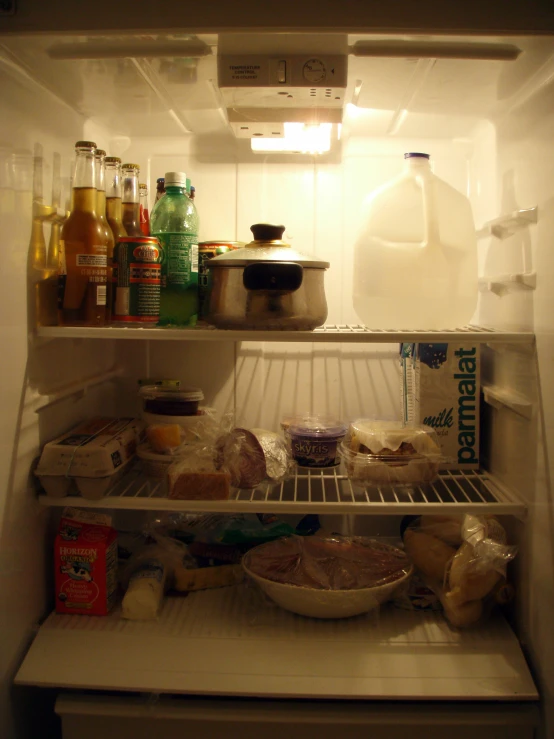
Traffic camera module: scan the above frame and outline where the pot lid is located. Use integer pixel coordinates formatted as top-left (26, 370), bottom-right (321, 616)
top-left (207, 223), bottom-right (329, 269)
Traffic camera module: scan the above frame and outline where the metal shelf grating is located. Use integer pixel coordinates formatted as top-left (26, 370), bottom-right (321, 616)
top-left (38, 466), bottom-right (526, 516)
top-left (36, 323), bottom-right (535, 344)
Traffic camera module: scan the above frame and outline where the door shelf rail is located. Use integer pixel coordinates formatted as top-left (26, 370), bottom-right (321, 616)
top-left (37, 467), bottom-right (526, 517)
top-left (35, 323), bottom-right (535, 344)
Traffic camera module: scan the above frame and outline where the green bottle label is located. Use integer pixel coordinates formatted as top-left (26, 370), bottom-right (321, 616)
top-left (157, 232), bottom-right (198, 286)
top-left (155, 232), bottom-right (199, 326)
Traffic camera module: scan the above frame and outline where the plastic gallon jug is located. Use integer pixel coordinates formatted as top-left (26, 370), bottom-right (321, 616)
top-left (353, 153), bottom-right (478, 329)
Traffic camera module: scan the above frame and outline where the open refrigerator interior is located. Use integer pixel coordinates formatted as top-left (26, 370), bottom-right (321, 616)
top-left (1, 29), bottom-right (553, 739)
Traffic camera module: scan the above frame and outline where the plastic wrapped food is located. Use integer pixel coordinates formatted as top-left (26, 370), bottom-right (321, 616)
top-left (339, 420), bottom-right (442, 485)
top-left (151, 512), bottom-right (319, 547)
top-left (167, 445), bottom-right (231, 500)
top-left (243, 535), bottom-right (413, 619)
top-left (244, 535), bottom-right (411, 590)
top-left (216, 427), bottom-right (292, 488)
top-left (402, 514), bottom-right (518, 628)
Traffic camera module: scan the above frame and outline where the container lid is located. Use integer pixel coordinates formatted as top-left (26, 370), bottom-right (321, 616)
top-left (105, 156), bottom-right (121, 164)
top-left (404, 152), bottom-right (430, 159)
top-left (199, 241), bottom-right (244, 248)
top-left (75, 140), bottom-right (96, 149)
top-left (288, 417), bottom-right (348, 439)
top-left (122, 163), bottom-right (140, 170)
top-left (94, 149), bottom-right (106, 157)
top-left (156, 177), bottom-right (165, 184)
top-left (345, 420), bottom-right (441, 457)
top-left (139, 386), bottom-right (204, 402)
top-left (165, 171), bottom-right (187, 186)
top-left (208, 223), bottom-right (329, 269)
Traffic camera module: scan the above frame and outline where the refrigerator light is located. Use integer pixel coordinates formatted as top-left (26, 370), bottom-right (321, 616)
top-left (251, 123), bottom-right (332, 154)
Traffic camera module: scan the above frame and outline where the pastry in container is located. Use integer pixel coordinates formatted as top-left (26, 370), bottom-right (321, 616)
top-left (339, 420), bottom-right (442, 486)
top-left (286, 416), bottom-right (347, 468)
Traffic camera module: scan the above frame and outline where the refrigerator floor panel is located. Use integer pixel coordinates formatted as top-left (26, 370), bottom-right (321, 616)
top-left (15, 586), bottom-right (538, 701)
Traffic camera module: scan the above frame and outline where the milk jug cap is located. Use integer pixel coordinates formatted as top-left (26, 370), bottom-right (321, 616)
top-left (404, 152), bottom-right (430, 159)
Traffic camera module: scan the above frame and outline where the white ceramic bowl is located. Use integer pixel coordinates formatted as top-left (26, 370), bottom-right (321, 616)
top-left (243, 554), bottom-right (413, 619)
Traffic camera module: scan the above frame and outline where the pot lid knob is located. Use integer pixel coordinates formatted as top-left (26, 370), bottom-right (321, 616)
top-left (250, 223), bottom-right (286, 241)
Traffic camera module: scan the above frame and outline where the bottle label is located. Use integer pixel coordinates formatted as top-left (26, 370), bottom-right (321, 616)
top-left (156, 232), bottom-right (198, 286)
top-left (58, 240), bottom-right (108, 312)
top-left (76, 254), bottom-right (108, 268)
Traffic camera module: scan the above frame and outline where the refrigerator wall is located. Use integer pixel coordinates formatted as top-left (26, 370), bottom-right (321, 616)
top-left (0, 30), bottom-right (553, 739)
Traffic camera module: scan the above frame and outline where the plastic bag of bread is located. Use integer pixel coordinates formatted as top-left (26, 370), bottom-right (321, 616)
top-left (167, 443), bottom-right (231, 500)
top-left (144, 520), bottom-right (245, 593)
top-left (401, 514), bottom-right (517, 628)
top-left (215, 427), bottom-right (293, 488)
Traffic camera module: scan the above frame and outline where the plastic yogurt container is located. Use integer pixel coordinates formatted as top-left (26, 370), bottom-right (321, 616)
top-left (287, 417), bottom-right (348, 468)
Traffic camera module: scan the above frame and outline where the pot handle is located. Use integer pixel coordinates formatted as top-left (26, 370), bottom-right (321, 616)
top-left (243, 261), bottom-right (303, 293)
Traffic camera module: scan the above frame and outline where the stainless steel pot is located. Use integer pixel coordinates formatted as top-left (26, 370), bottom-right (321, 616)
top-left (205, 224), bottom-right (330, 330)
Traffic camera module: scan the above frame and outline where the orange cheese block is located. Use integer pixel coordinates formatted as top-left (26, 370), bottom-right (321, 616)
top-left (146, 424), bottom-right (182, 453)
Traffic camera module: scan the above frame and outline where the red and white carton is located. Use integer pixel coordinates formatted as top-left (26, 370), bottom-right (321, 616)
top-left (54, 508), bottom-right (118, 616)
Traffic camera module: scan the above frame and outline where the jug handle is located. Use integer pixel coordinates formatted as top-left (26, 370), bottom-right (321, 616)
top-left (422, 175), bottom-right (441, 248)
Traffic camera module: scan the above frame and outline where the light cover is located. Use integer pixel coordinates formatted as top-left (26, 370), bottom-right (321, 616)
top-left (251, 123), bottom-right (333, 154)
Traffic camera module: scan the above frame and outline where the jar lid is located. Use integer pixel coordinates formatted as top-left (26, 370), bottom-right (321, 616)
top-left (122, 163), bottom-right (140, 170)
top-left (139, 386), bottom-right (204, 402)
top-left (105, 156), bottom-right (121, 164)
top-left (288, 417), bottom-right (347, 439)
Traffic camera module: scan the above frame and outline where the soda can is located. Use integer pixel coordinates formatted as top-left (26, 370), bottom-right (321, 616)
top-left (112, 237), bottom-right (162, 323)
top-left (198, 241), bottom-right (240, 318)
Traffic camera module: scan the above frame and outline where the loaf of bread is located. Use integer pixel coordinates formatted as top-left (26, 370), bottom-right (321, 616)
top-left (419, 515), bottom-right (463, 547)
top-left (168, 451), bottom-right (231, 500)
top-left (447, 541), bottom-right (502, 607)
top-left (403, 529), bottom-right (456, 583)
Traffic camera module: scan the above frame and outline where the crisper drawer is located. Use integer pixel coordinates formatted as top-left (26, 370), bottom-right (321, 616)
top-left (57, 694), bottom-right (539, 739)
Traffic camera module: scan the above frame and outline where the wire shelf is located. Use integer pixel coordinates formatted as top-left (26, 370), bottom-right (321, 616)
top-left (38, 467), bottom-right (526, 516)
top-left (36, 323), bottom-right (535, 344)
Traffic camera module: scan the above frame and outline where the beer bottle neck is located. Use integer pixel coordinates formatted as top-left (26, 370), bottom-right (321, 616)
top-left (73, 149), bottom-right (96, 189)
top-left (105, 165), bottom-right (122, 199)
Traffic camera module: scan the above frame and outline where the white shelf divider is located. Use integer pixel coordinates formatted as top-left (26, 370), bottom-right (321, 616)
top-left (479, 271), bottom-right (536, 297)
top-left (15, 589), bottom-right (538, 701)
top-left (37, 467), bottom-right (527, 517)
top-left (477, 206), bottom-right (538, 240)
top-left (35, 323), bottom-right (535, 344)
top-left (482, 384), bottom-right (534, 419)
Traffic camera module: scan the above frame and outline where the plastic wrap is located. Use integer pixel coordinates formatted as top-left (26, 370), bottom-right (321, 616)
top-left (167, 444), bottom-right (231, 500)
top-left (242, 535), bottom-right (412, 619)
top-left (339, 420), bottom-right (443, 486)
top-left (137, 522), bottom-right (244, 593)
top-left (216, 427), bottom-right (293, 488)
top-left (151, 512), bottom-right (319, 547)
top-left (402, 514), bottom-right (517, 627)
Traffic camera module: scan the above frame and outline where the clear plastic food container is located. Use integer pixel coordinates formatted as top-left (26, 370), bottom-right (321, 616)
top-left (286, 417), bottom-right (347, 468)
top-left (139, 386), bottom-right (204, 417)
top-left (339, 420), bottom-right (442, 486)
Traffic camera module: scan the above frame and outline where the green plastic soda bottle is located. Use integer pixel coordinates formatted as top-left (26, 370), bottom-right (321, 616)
top-left (150, 170), bottom-right (199, 326)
